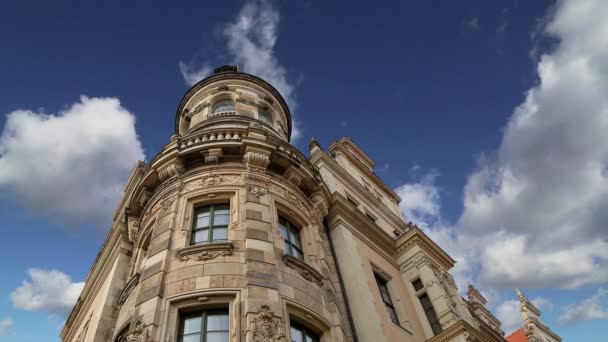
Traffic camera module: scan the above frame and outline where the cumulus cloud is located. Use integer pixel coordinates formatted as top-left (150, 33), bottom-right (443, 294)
top-left (495, 296), bottom-right (552, 334)
top-left (395, 170), bottom-right (441, 229)
top-left (0, 318), bottom-right (14, 337)
top-left (397, 0), bottom-right (608, 292)
top-left (11, 268), bottom-right (84, 317)
top-left (0, 96), bottom-right (145, 226)
top-left (457, 0), bottom-right (608, 289)
top-left (558, 287), bottom-right (608, 324)
top-left (179, 0), bottom-right (301, 141)
top-left (464, 17), bottom-right (480, 30)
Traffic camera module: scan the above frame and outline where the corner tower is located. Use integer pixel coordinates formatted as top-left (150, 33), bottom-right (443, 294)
top-left (61, 66), bottom-right (353, 342)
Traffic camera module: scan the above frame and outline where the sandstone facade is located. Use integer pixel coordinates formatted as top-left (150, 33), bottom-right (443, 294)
top-left (61, 66), bottom-right (510, 342)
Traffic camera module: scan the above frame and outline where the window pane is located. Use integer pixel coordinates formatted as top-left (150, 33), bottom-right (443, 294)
top-left (380, 290), bottom-right (392, 304)
top-left (183, 317), bottom-right (201, 334)
top-left (213, 100), bottom-right (234, 113)
top-left (196, 215), bottom-right (210, 228)
top-left (182, 334), bottom-right (200, 342)
top-left (205, 332), bottom-right (229, 342)
top-left (290, 229), bottom-right (302, 247)
top-left (213, 205), bottom-right (230, 215)
top-left (291, 327), bottom-right (303, 342)
top-left (207, 313), bottom-right (229, 331)
top-left (387, 305), bottom-right (399, 323)
top-left (305, 334), bottom-right (316, 342)
top-left (194, 229), bottom-right (209, 243)
top-left (294, 248), bottom-right (304, 260)
top-left (212, 227), bottom-right (228, 241)
top-left (412, 278), bottom-right (424, 291)
top-left (280, 226), bottom-right (288, 239)
top-left (213, 214), bottom-right (230, 226)
top-left (258, 111), bottom-right (272, 125)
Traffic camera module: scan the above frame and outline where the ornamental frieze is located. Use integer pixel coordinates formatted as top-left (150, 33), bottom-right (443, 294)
top-left (177, 242), bottom-right (233, 261)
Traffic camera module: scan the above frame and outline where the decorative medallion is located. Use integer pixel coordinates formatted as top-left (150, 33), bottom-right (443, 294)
top-left (251, 305), bottom-right (282, 342)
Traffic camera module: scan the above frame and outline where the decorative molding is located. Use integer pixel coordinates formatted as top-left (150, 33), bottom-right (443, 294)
top-left (396, 228), bottom-right (455, 270)
top-left (117, 273), bottom-right (140, 307)
top-left (157, 159), bottom-right (184, 181)
top-left (269, 183), bottom-right (307, 211)
top-left (283, 255), bottom-right (324, 286)
top-left (202, 147), bottom-right (222, 165)
top-left (250, 305), bottom-right (283, 342)
top-left (427, 319), bottom-right (483, 342)
top-left (125, 320), bottom-right (152, 342)
top-left (243, 151), bottom-right (270, 171)
top-left (128, 220), bottom-right (140, 244)
top-left (177, 242), bottom-right (233, 261)
top-left (241, 171), bottom-right (271, 188)
top-left (137, 187), bottom-right (152, 208)
top-left (247, 185), bottom-right (267, 198)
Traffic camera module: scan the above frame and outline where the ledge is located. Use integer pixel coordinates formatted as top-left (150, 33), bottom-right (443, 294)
top-left (177, 242), bottom-right (233, 261)
top-left (283, 255), bottom-right (324, 286)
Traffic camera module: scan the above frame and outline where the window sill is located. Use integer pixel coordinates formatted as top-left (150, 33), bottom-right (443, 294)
top-left (177, 242), bottom-right (233, 261)
top-left (283, 254), bottom-right (324, 286)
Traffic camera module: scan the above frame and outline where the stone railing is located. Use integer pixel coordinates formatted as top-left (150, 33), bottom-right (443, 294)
top-left (179, 130), bottom-right (245, 149)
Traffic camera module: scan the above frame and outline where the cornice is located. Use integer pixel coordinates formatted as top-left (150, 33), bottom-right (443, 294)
top-left (327, 193), bottom-right (399, 267)
top-left (395, 227), bottom-right (455, 270)
top-left (61, 224), bottom-right (130, 340)
top-left (310, 150), bottom-right (408, 231)
top-left (427, 319), bottom-right (485, 342)
top-left (328, 139), bottom-right (400, 202)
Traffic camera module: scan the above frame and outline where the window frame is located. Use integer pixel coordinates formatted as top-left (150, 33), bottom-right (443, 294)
top-left (211, 100), bottom-right (235, 114)
top-left (289, 320), bottom-right (320, 342)
top-left (279, 216), bottom-right (304, 260)
top-left (374, 273), bottom-right (400, 325)
top-left (418, 292), bottom-right (442, 336)
top-left (178, 309), bottom-right (230, 342)
top-left (191, 204), bottom-right (230, 245)
top-left (257, 109), bottom-right (273, 125)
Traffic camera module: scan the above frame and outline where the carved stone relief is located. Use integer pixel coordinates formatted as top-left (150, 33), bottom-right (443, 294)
top-left (250, 305), bottom-right (283, 342)
top-left (126, 321), bottom-right (151, 342)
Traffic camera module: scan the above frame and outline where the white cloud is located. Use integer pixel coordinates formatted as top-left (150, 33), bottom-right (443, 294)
top-left (464, 17), bottom-right (480, 30)
top-left (0, 318), bottom-right (14, 337)
top-left (559, 287), bottom-right (608, 324)
top-left (495, 299), bottom-right (522, 335)
top-left (396, 0), bottom-right (608, 293)
top-left (179, 62), bottom-right (212, 87)
top-left (457, 0), bottom-right (608, 289)
top-left (395, 170), bottom-right (441, 229)
top-left (11, 268), bottom-right (84, 317)
top-left (179, 0), bottom-right (301, 141)
top-left (0, 96), bottom-right (145, 226)
top-left (495, 295), bottom-right (552, 334)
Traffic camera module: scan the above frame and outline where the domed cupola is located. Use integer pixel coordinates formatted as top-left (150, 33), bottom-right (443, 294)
top-left (175, 65), bottom-right (293, 142)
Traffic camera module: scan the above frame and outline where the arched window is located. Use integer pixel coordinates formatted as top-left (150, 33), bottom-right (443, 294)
top-left (258, 110), bottom-right (272, 125)
top-left (290, 321), bottom-right (319, 342)
top-left (212, 100), bottom-right (235, 114)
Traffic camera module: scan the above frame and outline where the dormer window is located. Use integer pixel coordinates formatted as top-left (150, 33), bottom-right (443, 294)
top-left (258, 110), bottom-right (272, 125)
top-left (212, 100), bottom-right (235, 114)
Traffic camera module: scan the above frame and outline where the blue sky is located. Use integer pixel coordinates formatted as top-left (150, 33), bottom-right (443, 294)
top-left (1, 0), bottom-right (607, 341)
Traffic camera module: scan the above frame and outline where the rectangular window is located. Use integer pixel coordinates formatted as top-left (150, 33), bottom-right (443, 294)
top-left (192, 204), bottom-right (230, 245)
top-left (179, 310), bottom-right (229, 342)
top-left (279, 216), bottom-right (304, 260)
top-left (374, 274), bottom-right (400, 325)
top-left (290, 321), bottom-right (319, 342)
top-left (412, 278), bottom-right (424, 292)
top-left (418, 293), bottom-right (442, 335)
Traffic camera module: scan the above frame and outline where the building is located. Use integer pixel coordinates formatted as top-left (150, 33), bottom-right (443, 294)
top-left (506, 290), bottom-right (562, 342)
top-left (61, 65), bottom-right (511, 342)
